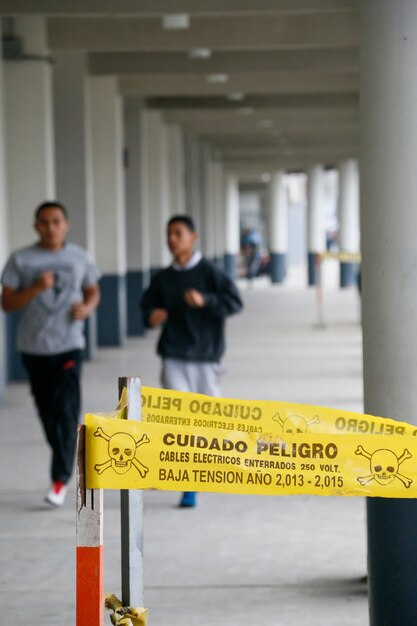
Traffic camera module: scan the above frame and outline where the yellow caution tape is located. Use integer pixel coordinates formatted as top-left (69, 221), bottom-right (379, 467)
top-left (318, 251), bottom-right (361, 263)
top-left (139, 387), bottom-right (413, 437)
top-left (105, 594), bottom-right (148, 626)
top-left (85, 388), bottom-right (417, 498)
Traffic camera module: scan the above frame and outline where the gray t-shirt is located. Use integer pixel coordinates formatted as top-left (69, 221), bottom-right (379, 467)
top-left (1, 243), bottom-right (100, 355)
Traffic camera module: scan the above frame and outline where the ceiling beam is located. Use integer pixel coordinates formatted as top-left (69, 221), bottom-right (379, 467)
top-left (49, 13), bottom-right (358, 52)
top-left (120, 71), bottom-right (358, 97)
top-left (203, 130), bottom-right (359, 147)
top-left (2, 0), bottom-right (358, 17)
top-left (189, 123), bottom-right (358, 136)
top-left (219, 143), bottom-right (359, 157)
top-left (163, 108), bottom-right (358, 135)
top-left (90, 49), bottom-right (358, 77)
top-left (163, 107), bottom-right (358, 122)
top-left (223, 150), bottom-right (358, 173)
top-left (149, 93), bottom-right (358, 111)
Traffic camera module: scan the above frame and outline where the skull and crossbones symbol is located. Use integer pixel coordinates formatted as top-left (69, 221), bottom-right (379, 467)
top-left (355, 445), bottom-right (412, 488)
top-left (94, 427), bottom-right (150, 477)
top-left (273, 412), bottom-right (320, 433)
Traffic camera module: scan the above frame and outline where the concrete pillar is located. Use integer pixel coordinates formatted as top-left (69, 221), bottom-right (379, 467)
top-left (224, 175), bottom-right (240, 280)
top-left (306, 165), bottom-right (326, 285)
top-left (143, 111), bottom-right (171, 273)
top-left (87, 77), bottom-right (126, 346)
top-left (338, 159), bottom-right (360, 288)
top-left (124, 98), bottom-right (150, 336)
top-left (0, 43), bottom-right (8, 404)
top-left (167, 123), bottom-right (186, 216)
top-left (269, 171), bottom-right (288, 283)
top-left (213, 162), bottom-right (226, 269)
top-left (361, 3), bottom-right (417, 624)
top-left (4, 16), bottom-right (55, 380)
top-left (199, 144), bottom-right (215, 259)
top-left (53, 50), bottom-right (97, 358)
top-left (205, 161), bottom-right (219, 263)
top-left (184, 135), bottom-right (202, 233)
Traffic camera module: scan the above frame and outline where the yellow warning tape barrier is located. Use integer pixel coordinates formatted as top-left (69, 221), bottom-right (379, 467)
top-left (85, 387), bottom-right (417, 498)
top-left (318, 251), bottom-right (361, 263)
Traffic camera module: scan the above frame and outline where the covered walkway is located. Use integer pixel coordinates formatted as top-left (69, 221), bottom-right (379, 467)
top-left (0, 276), bottom-right (367, 625)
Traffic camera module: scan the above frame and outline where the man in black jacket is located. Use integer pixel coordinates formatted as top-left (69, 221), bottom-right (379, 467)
top-left (142, 215), bottom-right (243, 507)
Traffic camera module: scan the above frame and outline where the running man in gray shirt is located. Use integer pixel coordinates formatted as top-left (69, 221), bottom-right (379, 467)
top-left (1, 201), bottom-right (100, 507)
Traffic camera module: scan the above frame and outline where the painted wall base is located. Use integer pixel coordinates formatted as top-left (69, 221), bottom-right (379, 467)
top-left (83, 314), bottom-right (97, 361)
top-left (127, 270), bottom-right (149, 336)
top-left (5, 309), bottom-right (96, 383)
top-left (213, 256), bottom-right (225, 272)
top-left (340, 262), bottom-right (357, 288)
top-left (270, 253), bottom-right (286, 284)
top-left (224, 254), bottom-right (237, 281)
top-left (6, 312), bottom-right (27, 382)
top-left (308, 252), bottom-right (317, 286)
top-left (97, 274), bottom-right (127, 347)
top-left (150, 266), bottom-right (163, 280)
top-left (367, 498), bottom-right (417, 625)
top-left (0, 313), bottom-right (7, 403)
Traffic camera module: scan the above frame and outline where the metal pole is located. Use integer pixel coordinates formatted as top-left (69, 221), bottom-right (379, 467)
top-left (119, 376), bottom-right (144, 607)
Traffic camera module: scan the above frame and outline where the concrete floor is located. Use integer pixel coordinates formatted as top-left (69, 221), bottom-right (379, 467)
top-left (0, 266), bottom-right (368, 625)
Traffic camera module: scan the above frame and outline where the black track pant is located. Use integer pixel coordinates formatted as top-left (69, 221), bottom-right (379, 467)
top-left (22, 350), bottom-right (82, 484)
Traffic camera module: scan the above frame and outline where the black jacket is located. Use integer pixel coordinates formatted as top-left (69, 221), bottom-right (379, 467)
top-left (141, 258), bottom-right (243, 362)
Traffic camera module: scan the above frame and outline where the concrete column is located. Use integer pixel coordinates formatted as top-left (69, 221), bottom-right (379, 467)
top-left (269, 171), bottom-right (288, 283)
top-left (361, 3), bottom-right (417, 624)
top-left (306, 165), bottom-right (326, 285)
top-left (87, 77), bottom-right (126, 347)
top-left (184, 135), bottom-right (202, 233)
top-left (224, 175), bottom-right (240, 280)
top-left (124, 98), bottom-right (150, 336)
top-left (4, 16), bottom-right (55, 380)
top-left (199, 144), bottom-right (214, 259)
top-left (166, 123), bottom-right (185, 216)
top-left (54, 52), bottom-right (94, 252)
top-left (53, 50), bottom-right (97, 358)
top-left (338, 159), bottom-right (360, 287)
top-left (143, 110), bottom-right (171, 273)
top-left (213, 162), bottom-right (226, 269)
top-left (205, 161), bottom-right (219, 263)
top-left (0, 44), bottom-right (8, 404)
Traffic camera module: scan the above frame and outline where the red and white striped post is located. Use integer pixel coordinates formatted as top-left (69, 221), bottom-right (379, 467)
top-left (76, 424), bottom-right (104, 626)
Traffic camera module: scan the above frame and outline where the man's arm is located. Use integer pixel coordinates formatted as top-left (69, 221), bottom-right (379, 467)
top-left (199, 269), bottom-right (243, 318)
top-left (141, 275), bottom-right (168, 328)
top-left (72, 283), bottom-right (100, 320)
top-left (1, 272), bottom-right (54, 313)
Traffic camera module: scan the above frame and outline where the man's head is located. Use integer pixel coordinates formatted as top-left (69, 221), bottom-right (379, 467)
top-left (167, 215), bottom-right (198, 264)
top-left (34, 201), bottom-right (69, 250)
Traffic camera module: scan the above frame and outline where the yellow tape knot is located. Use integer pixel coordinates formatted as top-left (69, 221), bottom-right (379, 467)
top-left (105, 593), bottom-right (148, 626)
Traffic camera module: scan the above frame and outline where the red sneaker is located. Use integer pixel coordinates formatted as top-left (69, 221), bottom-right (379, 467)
top-left (45, 481), bottom-right (67, 507)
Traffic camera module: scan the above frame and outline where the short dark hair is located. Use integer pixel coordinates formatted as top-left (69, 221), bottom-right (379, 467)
top-left (35, 201), bottom-right (68, 221)
top-left (167, 215), bottom-right (195, 232)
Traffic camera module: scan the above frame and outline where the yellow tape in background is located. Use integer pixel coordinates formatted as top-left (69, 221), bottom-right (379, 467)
top-left (139, 386), bottom-right (416, 438)
top-left (85, 387), bottom-right (417, 498)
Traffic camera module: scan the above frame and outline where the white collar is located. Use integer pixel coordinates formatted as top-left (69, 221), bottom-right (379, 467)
top-left (172, 250), bottom-right (202, 271)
